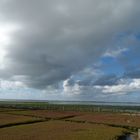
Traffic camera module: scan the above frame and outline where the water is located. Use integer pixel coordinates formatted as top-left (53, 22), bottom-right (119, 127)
top-left (125, 135), bottom-right (134, 140)
top-left (119, 135), bottom-right (134, 140)
top-left (47, 100), bottom-right (140, 106)
top-left (0, 99), bottom-right (140, 106)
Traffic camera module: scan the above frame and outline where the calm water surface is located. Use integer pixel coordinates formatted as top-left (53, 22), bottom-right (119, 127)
top-left (47, 101), bottom-right (140, 106)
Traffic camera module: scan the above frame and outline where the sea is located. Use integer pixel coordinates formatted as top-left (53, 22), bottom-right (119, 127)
top-left (0, 99), bottom-right (140, 106)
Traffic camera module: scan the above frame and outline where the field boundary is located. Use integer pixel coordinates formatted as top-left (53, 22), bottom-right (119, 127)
top-left (64, 119), bottom-right (140, 132)
top-left (0, 119), bottom-right (48, 129)
top-left (1, 111), bottom-right (140, 132)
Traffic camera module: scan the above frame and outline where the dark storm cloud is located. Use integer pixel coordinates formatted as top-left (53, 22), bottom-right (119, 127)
top-left (114, 37), bottom-right (140, 83)
top-left (69, 73), bottom-right (119, 87)
top-left (0, 0), bottom-right (140, 91)
top-left (124, 69), bottom-right (140, 79)
top-left (94, 75), bottom-right (119, 86)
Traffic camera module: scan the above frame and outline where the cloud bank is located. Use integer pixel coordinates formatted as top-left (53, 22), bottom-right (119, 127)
top-left (0, 0), bottom-right (140, 101)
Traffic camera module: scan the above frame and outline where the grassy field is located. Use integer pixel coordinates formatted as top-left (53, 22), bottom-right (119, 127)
top-left (0, 102), bottom-right (139, 140)
top-left (0, 101), bottom-right (140, 113)
top-left (7, 110), bottom-right (82, 119)
top-left (0, 113), bottom-right (42, 126)
top-left (68, 112), bottom-right (140, 128)
top-left (0, 120), bottom-right (125, 140)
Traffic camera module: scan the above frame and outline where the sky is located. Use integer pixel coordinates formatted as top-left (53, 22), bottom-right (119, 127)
top-left (0, 0), bottom-right (140, 102)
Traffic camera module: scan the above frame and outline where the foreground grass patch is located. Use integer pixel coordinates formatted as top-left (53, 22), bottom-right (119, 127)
top-left (0, 113), bottom-right (42, 127)
top-left (0, 120), bottom-right (126, 140)
top-left (69, 112), bottom-right (140, 128)
top-left (7, 110), bottom-right (81, 119)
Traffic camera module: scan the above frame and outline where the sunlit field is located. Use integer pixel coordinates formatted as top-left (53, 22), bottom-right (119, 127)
top-left (0, 120), bottom-right (125, 140)
top-left (0, 103), bottom-right (139, 140)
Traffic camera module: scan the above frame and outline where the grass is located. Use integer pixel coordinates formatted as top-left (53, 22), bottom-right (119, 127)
top-left (7, 109), bottom-right (140, 129)
top-left (7, 110), bottom-right (81, 119)
top-left (0, 113), bottom-right (42, 127)
top-left (69, 112), bottom-right (140, 128)
top-left (0, 102), bottom-right (139, 139)
top-left (0, 120), bottom-right (126, 140)
top-left (0, 101), bottom-right (140, 113)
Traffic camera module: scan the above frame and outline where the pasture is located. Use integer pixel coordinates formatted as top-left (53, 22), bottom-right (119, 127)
top-left (0, 102), bottom-right (139, 140)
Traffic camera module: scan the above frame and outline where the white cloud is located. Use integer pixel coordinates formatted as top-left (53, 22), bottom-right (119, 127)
top-left (63, 79), bottom-right (81, 95)
top-left (95, 79), bottom-right (140, 94)
top-left (0, 23), bottom-right (20, 69)
top-left (104, 47), bottom-right (128, 58)
top-left (0, 79), bottom-right (26, 90)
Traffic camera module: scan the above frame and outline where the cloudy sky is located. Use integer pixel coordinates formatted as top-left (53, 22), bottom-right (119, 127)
top-left (0, 0), bottom-right (140, 102)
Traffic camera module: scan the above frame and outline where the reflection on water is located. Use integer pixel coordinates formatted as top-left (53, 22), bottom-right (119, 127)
top-left (125, 135), bottom-right (134, 140)
top-left (48, 101), bottom-right (140, 106)
top-left (0, 99), bottom-right (140, 106)
top-left (118, 135), bottom-right (134, 140)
